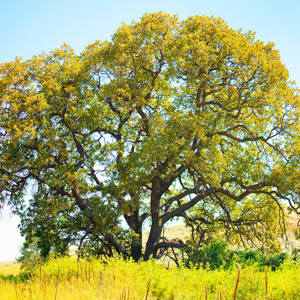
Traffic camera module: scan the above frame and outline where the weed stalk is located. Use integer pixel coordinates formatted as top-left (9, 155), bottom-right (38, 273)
top-left (233, 263), bottom-right (241, 300)
top-left (145, 278), bottom-right (151, 300)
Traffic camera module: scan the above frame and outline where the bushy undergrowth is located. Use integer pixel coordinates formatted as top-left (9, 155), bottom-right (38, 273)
top-left (182, 238), bottom-right (300, 271)
top-left (0, 256), bottom-right (299, 299)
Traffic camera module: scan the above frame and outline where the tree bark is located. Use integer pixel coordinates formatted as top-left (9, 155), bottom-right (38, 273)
top-left (124, 210), bottom-right (143, 262)
top-left (143, 176), bottom-right (163, 260)
top-left (131, 236), bottom-right (142, 262)
top-left (143, 222), bottom-right (163, 260)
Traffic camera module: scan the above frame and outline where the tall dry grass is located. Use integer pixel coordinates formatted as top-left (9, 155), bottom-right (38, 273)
top-left (0, 257), bottom-right (299, 299)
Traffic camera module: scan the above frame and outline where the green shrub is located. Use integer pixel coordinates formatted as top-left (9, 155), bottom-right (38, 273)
top-left (181, 237), bottom-right (299, 271)
top-left (183, 238), bottom-right (230, 270)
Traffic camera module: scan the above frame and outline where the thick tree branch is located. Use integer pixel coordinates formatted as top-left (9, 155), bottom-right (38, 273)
top-left (154, 240), bottom-right (185, 251)
top-left (163, 187), bottom-right (197, 213)
top-left (161, 187), bottom-right (216, 224)
top-left (71, 180), bottom-right (129, 258)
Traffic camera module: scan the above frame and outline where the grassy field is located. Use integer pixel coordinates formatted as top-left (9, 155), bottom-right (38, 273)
top-left (0, 261), bottom-right (20, 276)
top-left (0, 257), bottom-right (299, 299)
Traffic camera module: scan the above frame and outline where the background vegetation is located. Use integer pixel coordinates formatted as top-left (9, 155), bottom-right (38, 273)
top-left (1, 255), bottom-right (300, 299)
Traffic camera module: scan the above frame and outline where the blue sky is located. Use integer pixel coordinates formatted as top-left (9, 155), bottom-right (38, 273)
top-left (0, 0), bottom-right (299, 261)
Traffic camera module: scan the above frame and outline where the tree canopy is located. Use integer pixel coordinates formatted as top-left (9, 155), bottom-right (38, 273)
top-left (0, 12), bottom-right (299, 261)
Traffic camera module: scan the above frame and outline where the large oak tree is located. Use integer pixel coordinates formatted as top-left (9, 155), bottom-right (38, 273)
top-left (1, 12), bottom-right (299, 261)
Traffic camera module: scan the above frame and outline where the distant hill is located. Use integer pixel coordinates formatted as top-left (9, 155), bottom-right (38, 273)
top-left (143, 212), bottom-right (300, 249)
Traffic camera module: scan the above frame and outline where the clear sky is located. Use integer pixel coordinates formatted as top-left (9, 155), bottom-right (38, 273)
top-left (0, 0), bottom-right (299, 261)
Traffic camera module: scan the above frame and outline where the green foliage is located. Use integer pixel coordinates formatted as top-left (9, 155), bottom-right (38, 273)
top-left (183, 238), bottom-right (230, 270)
top-left (17, 237), bottom-right (70, 274)
top-left (181, 237), bottom-right (300, 271)
top-left (228, 249), bottom-right (289, 270)
top-left (1, 12), bottom-right (299, 260)
top-left (16, 240), bottom-right (41, 274)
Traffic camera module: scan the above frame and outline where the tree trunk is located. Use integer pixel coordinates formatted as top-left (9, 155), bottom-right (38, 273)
top-left (124, 210), bottom-right (144, 262)
top-left (143, 176), bottom-right (163, 260)
top-left (131, 234), bottom-right (143, 262)
top-left (143, 222), bottom-right (163, 260)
